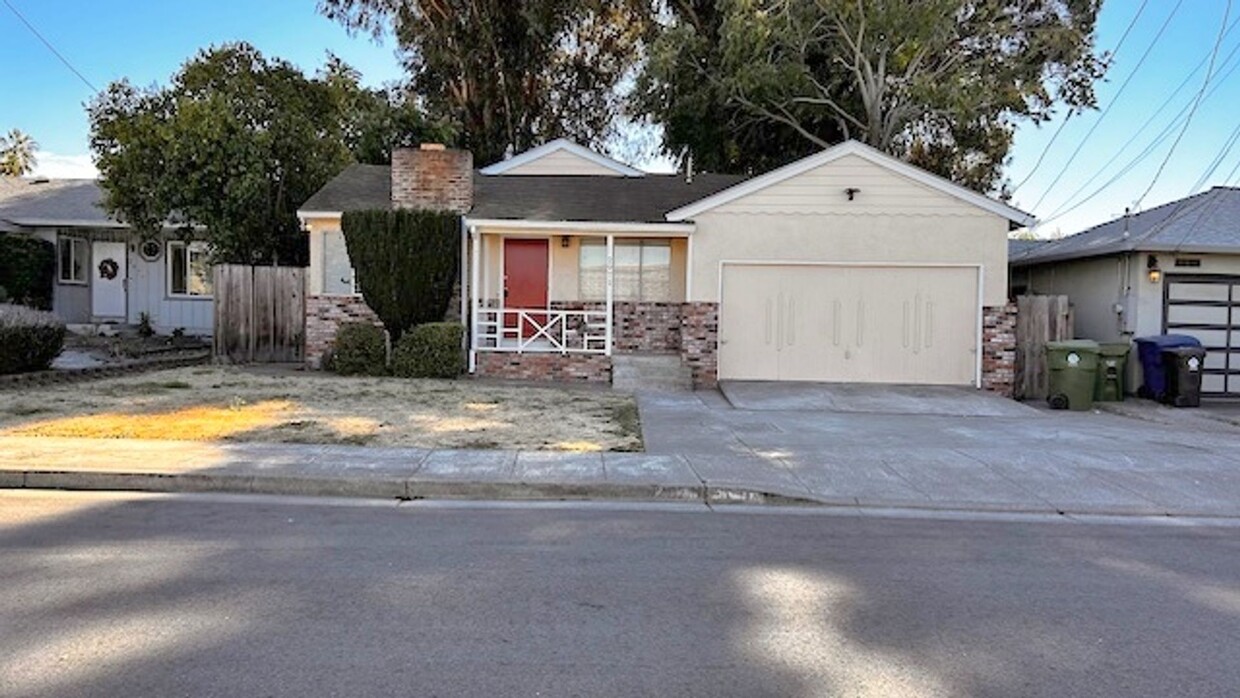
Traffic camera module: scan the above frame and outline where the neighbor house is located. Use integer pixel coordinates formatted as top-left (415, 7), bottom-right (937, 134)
top-left (1010, 187), bottom-right (1240, 396)
top-left (298, 139), bottom-right (1033, 393)
top-left (0, 177), bottom-right (213, 335)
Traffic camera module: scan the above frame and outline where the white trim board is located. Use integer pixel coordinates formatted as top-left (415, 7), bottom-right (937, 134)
top-left (464, 218), bottom-right (694, 235)
top-left (479, 138), bottom-right (645, 177)
top-left (666, 140), bottom-right (1035, 227)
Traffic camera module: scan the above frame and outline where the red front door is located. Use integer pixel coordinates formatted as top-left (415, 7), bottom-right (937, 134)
top-left (503, 238), bottom-right (549, 337)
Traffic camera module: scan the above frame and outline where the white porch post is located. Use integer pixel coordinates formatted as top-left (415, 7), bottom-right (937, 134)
top-left (469, 225), bottom-right (481, 373)
top-left (605, 234), bottom-right (614, 356)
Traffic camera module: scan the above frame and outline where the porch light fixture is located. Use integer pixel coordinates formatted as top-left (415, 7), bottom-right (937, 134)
top-left (1147, 254), bottom-right (1161, 284)
top-left (561, 235), bottom-right (571, 248)
top-left (844, 187), bottom-right (861, 201)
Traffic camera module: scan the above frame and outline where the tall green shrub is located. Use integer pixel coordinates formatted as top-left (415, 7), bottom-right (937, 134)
top-left (0, 234), bottom-right (55, 310)
top-left (342, 208), bottom-right (459, 342)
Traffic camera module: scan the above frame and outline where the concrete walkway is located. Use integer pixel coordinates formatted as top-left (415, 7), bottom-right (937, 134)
top-left (5, 386), bottom-right (1240, 517)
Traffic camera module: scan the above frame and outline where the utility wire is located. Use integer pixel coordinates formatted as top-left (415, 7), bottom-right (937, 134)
top-left (1010, 0), bottom-right (1150, 195)
top-left (1028, 0), bottom-right (1185, 212)
top-left (1, 0), bottom-right (97, 92)
top-left (1133, 0), bottom-right (1233, 208)
top-left (1038, 26), bottom-right (1240, 226)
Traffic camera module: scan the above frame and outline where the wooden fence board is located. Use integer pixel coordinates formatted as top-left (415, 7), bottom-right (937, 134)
top-left (213, 264), bottom-right (305, 363)
top-left (1015, 295), bottom-right (1073, 400)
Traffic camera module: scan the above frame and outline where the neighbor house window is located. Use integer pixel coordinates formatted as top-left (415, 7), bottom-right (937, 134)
top-left (58, 236), bottom-right (87, 284)
top-left (579, 240), bottom-right (671, 302)
top-left (167, 241), bottom-right (213, 297)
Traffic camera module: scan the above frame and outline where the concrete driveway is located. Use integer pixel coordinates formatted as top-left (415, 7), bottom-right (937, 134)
top-left (638, 382), bottom-right (1240, 517)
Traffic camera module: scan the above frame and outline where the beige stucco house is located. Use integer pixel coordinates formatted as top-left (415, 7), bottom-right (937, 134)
top-left (1010, 187), bottom-right (1240, 396)
top-left (298, 139), bottom-right (1033, 392)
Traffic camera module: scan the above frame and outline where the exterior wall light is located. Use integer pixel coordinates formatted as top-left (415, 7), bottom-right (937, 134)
top-left (1147, 254), bottom-right (1161, 283)
top-left (844, 187), bottom-right (861, 201)
top-left (561, 235), bottom-right (571, 248)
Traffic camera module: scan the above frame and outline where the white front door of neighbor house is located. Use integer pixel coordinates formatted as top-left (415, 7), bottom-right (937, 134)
top-left (91, 241), bottom-right (127, 320)
top-left (718, 264), bottom-right (980, 385)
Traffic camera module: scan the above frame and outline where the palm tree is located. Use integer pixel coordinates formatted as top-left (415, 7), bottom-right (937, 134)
top-left (0, 129), bottom-right (38, 176)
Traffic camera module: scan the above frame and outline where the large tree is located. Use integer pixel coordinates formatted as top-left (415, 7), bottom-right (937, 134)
top-left (89, 43), bottom-right (439, 264)
top-left (0, 129), bottom-right (38, 176)
top-left (318, 0), bottom-right (650, 165)
top-left (638, 0), bottom-right (1105, 192)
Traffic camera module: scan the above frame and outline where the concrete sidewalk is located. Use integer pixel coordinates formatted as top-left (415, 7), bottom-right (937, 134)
top-left (4, 421), bottom-right (1240, 516)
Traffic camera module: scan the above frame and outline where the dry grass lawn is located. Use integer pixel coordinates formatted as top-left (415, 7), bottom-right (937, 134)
top-left (0, 367), bottom-right (643, 451)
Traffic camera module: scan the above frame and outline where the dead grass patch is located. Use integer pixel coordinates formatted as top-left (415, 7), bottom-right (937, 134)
top-left (0, 367), bottom-right (643, 451)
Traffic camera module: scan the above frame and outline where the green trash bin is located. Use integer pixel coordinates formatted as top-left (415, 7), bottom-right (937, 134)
top-left (1045, 340), bottom-right (1100, 411)
top-left (1094, 342), bottom-right (1131, 402)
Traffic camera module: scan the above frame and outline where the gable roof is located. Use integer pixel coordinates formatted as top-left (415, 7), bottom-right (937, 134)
top-left (479, 138), bottom-right (645, 177)
top-left (297, 164), bottom-right (745, 224)
top-left (1010, 187), bottom-right (1240, 266)
top-left (0, 178), bottom-right (121, 228)
top-left (299, 164), bottom-right (391, 214)
top-left (665, 140), bottom-right (1035, 227)
top-left (472, 173), bottom-right (744, 223)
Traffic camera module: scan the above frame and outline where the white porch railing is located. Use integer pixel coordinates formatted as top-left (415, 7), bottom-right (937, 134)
top-left (475, 307), bottom-right (611, 355)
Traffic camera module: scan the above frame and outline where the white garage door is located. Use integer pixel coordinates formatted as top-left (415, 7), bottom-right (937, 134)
top-left (719, 264), bottom-right (980, 385)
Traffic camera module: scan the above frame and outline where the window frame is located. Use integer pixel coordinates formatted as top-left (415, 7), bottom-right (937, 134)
top-left (166, 240), bottom-right (214, 299)
top-left (578, 239), bottom-right (673, 303)
top-left (57, 235), bottom-right (88, 285)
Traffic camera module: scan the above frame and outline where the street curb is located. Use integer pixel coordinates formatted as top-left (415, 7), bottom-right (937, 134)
top-left (0, 469), bottom-right (823, 507)
top-left (6, 468), bottom-right (1236, 519)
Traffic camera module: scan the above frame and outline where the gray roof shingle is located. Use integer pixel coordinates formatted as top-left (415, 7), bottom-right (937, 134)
top-left (0, 178), bottom-right (119, 227)
top-left (1012, 187), bottom-right (1240, 266)
top-left (298, 165), bottom-right (748, 223)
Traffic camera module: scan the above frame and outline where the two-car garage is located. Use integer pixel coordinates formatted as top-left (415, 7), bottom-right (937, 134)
top-left (718, 263), bottom-right (982, 386)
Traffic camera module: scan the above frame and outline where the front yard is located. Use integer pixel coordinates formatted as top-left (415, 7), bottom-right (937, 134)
top-left (0, 367), bottom-right (642, 452)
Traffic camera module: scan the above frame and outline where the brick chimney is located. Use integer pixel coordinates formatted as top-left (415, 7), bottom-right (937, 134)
top-left (391, 144), bottom-right (473, 213)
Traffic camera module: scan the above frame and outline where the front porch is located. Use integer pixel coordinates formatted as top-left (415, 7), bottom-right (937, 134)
top-left (464, 220), bottom-right (706, 384)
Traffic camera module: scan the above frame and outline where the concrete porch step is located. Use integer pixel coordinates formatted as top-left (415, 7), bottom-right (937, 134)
top-left (612, 353), bottom-right (692, 393)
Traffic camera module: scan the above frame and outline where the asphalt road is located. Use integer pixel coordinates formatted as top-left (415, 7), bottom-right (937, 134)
top-left (1, 492), bottom-right (1238, 698)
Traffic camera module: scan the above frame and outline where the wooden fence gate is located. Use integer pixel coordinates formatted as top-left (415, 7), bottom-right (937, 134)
top-left (1014, 295), bottom-right (1073, 401)
top-left (213, 264), bottom-right (306, 363)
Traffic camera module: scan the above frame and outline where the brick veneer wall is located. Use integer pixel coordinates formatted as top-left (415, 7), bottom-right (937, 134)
top-left (679, 302), bottom-right (719, 388)
top-left (982, 303), bottom-right (1017, 396)
top-left (550, 301), bottom-right (683, 352)
top-left (474, 352), bottom-right (612, 384)
top-left (306, 295), bottom-right (383, 368)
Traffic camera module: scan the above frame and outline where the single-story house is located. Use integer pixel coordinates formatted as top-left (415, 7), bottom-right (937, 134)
top-left (1010, 187), bottom-right (1240, 396)
top-left (0, 177), bottom-right (213, 335)
top-left (298, 139), bottom-right (1033, 392)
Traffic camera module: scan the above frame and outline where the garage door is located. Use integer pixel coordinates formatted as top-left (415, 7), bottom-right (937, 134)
top-left (1164, 274), bottom-right (1240, 396)
top-left (719, 264), bottom-right (980, 385)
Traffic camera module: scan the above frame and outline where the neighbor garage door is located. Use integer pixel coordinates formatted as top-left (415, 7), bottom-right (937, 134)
top-left (1164, 274), bottom-right (1240, 396)
top-left (719, 264), bottom-right (980, 385)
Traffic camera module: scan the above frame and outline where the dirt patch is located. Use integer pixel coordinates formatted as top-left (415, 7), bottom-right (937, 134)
top-left (0, 367), bottom-right (643, 451)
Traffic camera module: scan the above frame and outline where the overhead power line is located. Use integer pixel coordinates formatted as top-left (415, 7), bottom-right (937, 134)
top-left (1037, 17), bottom-right (1240, 226)
top-left (1133, 0), bottom-right (1233, 208)
top-left (1010, 0), bottom-right (1151, 195)
top-left (1, 0), bottom-right (98, 92)
top-left (1028, 0), bottom-right (1185, 213)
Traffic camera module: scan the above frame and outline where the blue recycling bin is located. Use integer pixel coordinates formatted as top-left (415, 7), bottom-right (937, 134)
top-left (1134, 335), bottom-right (1202, 400)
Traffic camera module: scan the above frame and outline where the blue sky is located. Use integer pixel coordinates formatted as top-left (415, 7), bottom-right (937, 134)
top-left (2, 0), bottom-right (1238, 237)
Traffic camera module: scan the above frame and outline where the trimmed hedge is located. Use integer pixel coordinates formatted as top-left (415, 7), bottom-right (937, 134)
top-left (328, 322), bottom-right (387, 376)
top-left (0, 303), bottom-right (66, 375)
top-left (392, 323), bottom-right (464, 379)
top-left (0, 234), bottom-right (55, 310)
top-left (342, 208), bottom-right (460, 343)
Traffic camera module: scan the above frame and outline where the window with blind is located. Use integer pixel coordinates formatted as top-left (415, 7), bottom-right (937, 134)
top-left (579, 240), bottom-right (672, 302)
